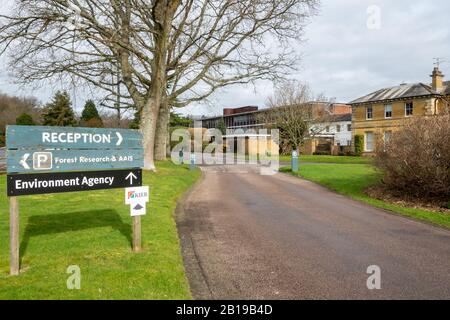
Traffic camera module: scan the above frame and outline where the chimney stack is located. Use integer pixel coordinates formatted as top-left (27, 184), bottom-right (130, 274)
top-left (431, 67), bottom-right (444, 92)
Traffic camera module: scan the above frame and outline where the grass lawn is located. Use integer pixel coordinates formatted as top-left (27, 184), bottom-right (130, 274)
top-left (280, 164), bottom-right (450, 229)
top-left (0, 161), bottom-right (200, 300)
top-left (278, 155), bottom-right (372, 164)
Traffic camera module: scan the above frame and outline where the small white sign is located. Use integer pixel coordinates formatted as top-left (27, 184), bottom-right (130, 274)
top-left (125, 186), bottom-right (149, 205)
top-left (131, 202), bottom-right (147, 217)
top-left (125, 186), bottom-right (150, 217)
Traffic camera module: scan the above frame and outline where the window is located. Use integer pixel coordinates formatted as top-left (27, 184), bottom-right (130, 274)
top-left (347, 124), bottom-right (352, 131)
top-left (384, 131), bottom-right (392, 151)
top-left (365, 132), bottom-right (374, 152)
top-left (366, 106), bottom-right (373, 120)
top-left (336, 125), bottom-right (341, 133)
top-left (384, 131), bottom-right (392, 143)
top-left (326, 126), bottom-right (330, 133)
top-left (385, 105), bottom-right (392, 118)
top-left (347, 140), bottom-right (352, 146)
top-left (405, 102), bottom-right (414, 117)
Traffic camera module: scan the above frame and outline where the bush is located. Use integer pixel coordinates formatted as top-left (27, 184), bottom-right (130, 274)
top-left (374, 115), bottom-right (450, 199)
top-left (16, 113), bottom-right (35, 126)
top-left (0, 133), bottom-right (5, 147)
top-left (354, 135), bottom-right (364, 156)
top-left (83, 118), bottom-right (104, 128)
top-left (313, 151), bottom-right (329, 156)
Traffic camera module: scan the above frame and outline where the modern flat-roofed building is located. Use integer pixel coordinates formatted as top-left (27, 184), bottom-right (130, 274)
top-left (201, 102), bottom-right (352, 155)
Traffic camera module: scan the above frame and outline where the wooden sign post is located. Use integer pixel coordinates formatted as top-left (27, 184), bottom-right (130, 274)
top-left (132, 216), bottom-right (142, 252)
top-left (6, 125), bottom-right (145, 275)
top-left (9, 197), bottom-right (19, 276)
top-left (125, 186), bottom-right (149, 252)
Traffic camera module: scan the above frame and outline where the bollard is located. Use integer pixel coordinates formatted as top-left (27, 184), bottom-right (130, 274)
top-left (292, 150), bottom-right (299, 173)
top-left (190, 153), bottom-right (196, 170)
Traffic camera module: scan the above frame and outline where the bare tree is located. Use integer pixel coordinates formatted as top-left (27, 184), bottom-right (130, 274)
top-left (261, 81), bottom-right (333, 154)
top-left (0, 0), bottom-right (319, 168)
top-left (0, 92), bottom-right (41, 133)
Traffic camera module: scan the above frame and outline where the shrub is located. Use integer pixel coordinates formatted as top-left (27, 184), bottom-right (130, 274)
top-left (374, 115), bottom-right (450, 199)
top-left (354, 135), bottom-right (364, 156)
top-left (83, 118), bottom-right (104, 128)
top-left (0, 132), bottom-right (5, 147)
top-left (16, 113), bottom-right (35, 126)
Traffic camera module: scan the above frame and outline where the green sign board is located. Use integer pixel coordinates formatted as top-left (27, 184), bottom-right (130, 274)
top-left (6, 125), bottom-right (142, 150)
top-left (6, 126), bottom-right (143, 174)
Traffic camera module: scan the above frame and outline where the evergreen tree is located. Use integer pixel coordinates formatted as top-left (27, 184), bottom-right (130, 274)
top-left (42, 91), bottom-right (77, 127)
top-left (170, 112), bottom-right (192, 127)
top-left (16, 113), bottom-right (35, 126)
top-left (216, 118), bottom-right (226, 134)
top-left (80, 100), bottom-right (103, 127)
top-left (129, 107), bottom-right (141, 130)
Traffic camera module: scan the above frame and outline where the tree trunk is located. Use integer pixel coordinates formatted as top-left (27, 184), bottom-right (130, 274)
top-left (140, 0), bottom-right (181, 170)
top-left (154, 98), bottom-right (170, 161)
top-left (141, 98), bottom-right (160, 171)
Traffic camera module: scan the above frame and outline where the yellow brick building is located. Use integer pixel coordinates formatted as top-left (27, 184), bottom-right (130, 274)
top-left (350, 67), bottom-right (450, 154)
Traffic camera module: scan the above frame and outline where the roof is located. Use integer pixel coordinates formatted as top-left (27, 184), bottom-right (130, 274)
top-left (350, 83), bottom-right (439, 105)
top-left (442, 81), bottom-right (450, 95)
top-left (201, 102), bottom-right (351, 121)
top-left (329, 113), bottom-right (352, 122)
top-left (201, 108), bottom-right (267, 121)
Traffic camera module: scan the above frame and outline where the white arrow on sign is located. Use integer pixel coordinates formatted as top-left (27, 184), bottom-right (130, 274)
top-left (126, 172), bottom-right (138, 184)
top-left (116, 132), bottom-right (123, 146)
top-left (20, 153), bottom-right (30, 169)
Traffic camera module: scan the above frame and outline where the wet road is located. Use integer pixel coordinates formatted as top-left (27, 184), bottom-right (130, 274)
top-left (177, 165), bottom-right (450, 300)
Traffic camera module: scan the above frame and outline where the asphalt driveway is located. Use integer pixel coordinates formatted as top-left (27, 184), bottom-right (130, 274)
top-left (177, 165), bottom-right (450, 300)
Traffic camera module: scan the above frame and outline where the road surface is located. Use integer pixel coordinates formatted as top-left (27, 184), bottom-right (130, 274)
top-left (177, 165), bottom-right (450, 300)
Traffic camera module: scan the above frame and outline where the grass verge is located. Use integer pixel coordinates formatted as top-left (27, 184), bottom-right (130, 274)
top-left (0, 161), bottom-right (200, 300)
top-left (280, 164), bottom-right (450, 229)
top-left (278, 155), bottom-right (372, 164)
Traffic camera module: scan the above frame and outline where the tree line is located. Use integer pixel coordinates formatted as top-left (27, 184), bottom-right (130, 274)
top-left (0, 90), bottom-right (193, 147)
top-left (0, 0), bottom-right (319, 170)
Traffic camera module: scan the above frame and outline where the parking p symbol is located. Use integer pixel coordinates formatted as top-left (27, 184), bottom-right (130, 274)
top-left (33, 152), bottom-right (53, 170)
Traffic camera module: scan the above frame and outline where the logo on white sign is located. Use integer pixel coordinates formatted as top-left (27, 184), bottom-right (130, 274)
top-left (125, 186), bottom-right (150, 216)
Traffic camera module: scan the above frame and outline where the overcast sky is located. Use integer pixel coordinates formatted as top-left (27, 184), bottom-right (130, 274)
top-left (1, 0), bottom-right (449, 117)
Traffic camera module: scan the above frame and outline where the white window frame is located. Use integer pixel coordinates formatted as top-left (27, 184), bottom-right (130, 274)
top-left (385, 104), bottom-right (392, 119)
top-left (366, 106), bottom-right (373, 120)
top-left (365, 132), bottom-right (374, 152)
top-left (405, 102), bottom-right (414, 117)
top-left (383, 131), bottom-right (392, 151)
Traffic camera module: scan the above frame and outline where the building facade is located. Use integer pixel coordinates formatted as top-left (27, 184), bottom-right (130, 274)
top-left (350, 67), bottom-right (450, 154)
top-left (201, 103), bottom-right (352, 155)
